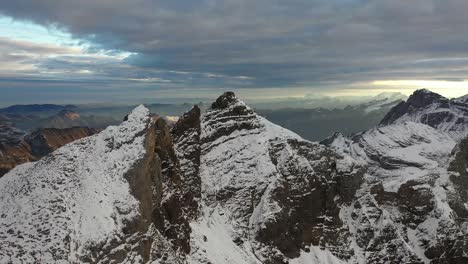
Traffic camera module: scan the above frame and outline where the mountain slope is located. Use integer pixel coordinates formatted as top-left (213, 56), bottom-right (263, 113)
top-left (323, 97), bottom-right (468, 262)
top-left (0, 106), bottom-right (157, 263)
top-left (0, 106), bottom-right (198, 263)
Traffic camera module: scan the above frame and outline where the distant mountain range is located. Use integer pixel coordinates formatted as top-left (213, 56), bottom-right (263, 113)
top-left (1, 90), bottom-right (468, 263)
top-left (0, 104), bottom-right (78, 116)
top-left (0, 95), bottom-right (403, 142)
top-left (258, 93), bottom-right (405, 141)
top-left (38, 109), bottom-right (119, 129)
top-left (0, 125), bottom-right (97, 177)
top-left (0, 103), bottom-right (196, 131)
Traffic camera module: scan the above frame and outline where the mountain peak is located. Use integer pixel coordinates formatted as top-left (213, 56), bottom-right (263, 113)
top-left (379, 89), bottom-right (468, 139)
top-left (380, 89), bottom-right (449, 126)
top-left (407, 89), bottom-right (446, 107)
top-left (211, 91), bottom-right (238, 109)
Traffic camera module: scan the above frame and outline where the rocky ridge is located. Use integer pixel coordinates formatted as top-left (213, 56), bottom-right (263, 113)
top-left (1, 90), bottom-right (468, 263)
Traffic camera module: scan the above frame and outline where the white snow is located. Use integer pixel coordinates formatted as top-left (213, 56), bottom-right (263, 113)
top-left (188, 208), bottom-right (262, 264)
top-left (0, 105), bottom-right (151, 263)
top-left (329, 118), bottom-right (462, 264)
top-left (331, 122), bottom-right (456, 192)
top-left (289, 247), bottom-right (347, 264)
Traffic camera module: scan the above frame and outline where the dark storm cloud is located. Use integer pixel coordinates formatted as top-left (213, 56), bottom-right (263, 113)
top-left (2, 0), bottom-right (468, 88)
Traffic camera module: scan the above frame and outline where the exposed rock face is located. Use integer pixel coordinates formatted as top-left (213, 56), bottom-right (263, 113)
top-left (171, 105), bottom-right (202, 220)
top-left (150, 114), bottom-right (192, 261)
top-left (258, 139), bottom-right (365, 262)
top-left (0, 127), bottom-right (97, 177)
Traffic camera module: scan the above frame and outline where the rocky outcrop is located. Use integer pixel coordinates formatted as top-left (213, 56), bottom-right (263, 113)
top-left (150, 114), bottom-right (192, 261)
top-left (258, 139), bottom-right (365, 262)
top-left (171, 105), bottom-right (202, 220)
top-left (448, 137), bottom-right (468, 219)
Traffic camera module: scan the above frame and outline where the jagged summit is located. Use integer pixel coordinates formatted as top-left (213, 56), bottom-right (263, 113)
top-left (380, 89), bottom-right (447, 125)
top-left (380, 89), bottom-right (468, 139)
top-left (172, 105), bottom-right (201, 136)
top-left (210, 91), bottom-right (239, 109)
top-left (406, 88), bottom-right (447, 105)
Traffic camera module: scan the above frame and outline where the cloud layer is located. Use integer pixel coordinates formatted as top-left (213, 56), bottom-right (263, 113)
top-left (2, 0), bottom-right (468, 101)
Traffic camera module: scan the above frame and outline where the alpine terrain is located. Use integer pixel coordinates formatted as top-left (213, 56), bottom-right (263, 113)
top-left (0, 90), bottom-right (467, 264)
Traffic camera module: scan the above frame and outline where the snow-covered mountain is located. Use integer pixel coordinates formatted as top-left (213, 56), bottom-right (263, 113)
top-left (322, 89), bottom-right (468, 263)
top-left (381, 89), bottom-right (468, 139)
top-left (1, 90), bottom-right (468, 263)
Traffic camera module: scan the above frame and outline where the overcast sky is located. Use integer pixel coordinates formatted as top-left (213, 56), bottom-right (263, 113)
top-left (2, 0), bottom-right (468, 105)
